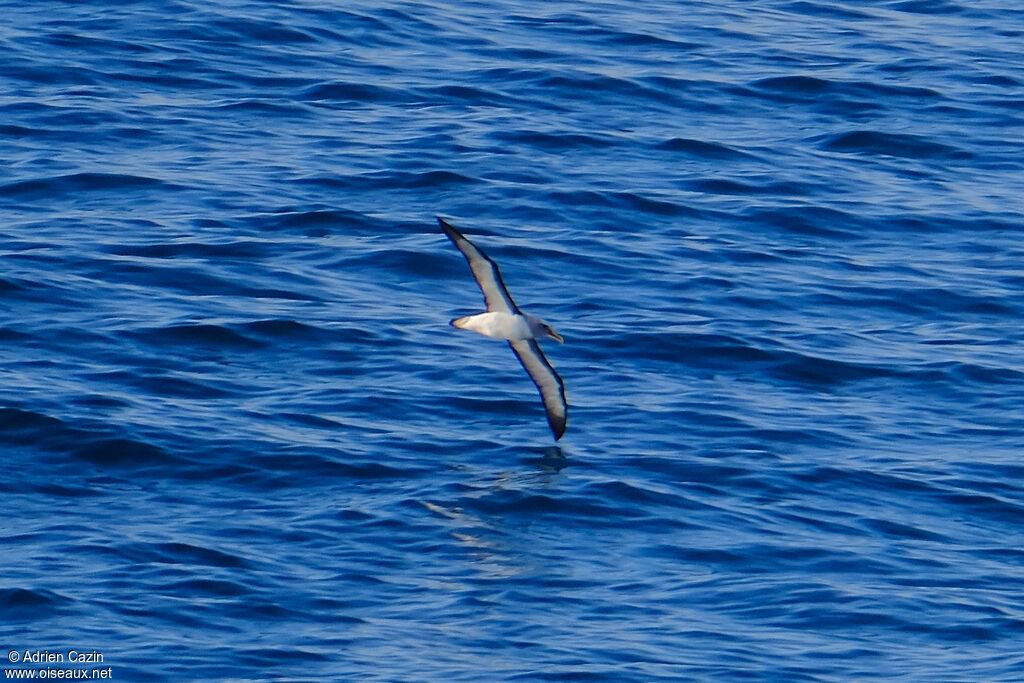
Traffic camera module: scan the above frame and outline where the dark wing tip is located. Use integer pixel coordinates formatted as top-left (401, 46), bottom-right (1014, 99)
top-left (437, 215), bottom-right (463, 244)
top-left (551, 414), bottom-right (566, 440)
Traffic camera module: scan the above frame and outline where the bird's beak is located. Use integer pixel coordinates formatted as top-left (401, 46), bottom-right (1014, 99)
top-left (548, 328), bottom-right (564, 344)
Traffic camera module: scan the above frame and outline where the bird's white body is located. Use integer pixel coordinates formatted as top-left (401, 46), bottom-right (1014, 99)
top-left (452, 311), bottom-right (534, 341)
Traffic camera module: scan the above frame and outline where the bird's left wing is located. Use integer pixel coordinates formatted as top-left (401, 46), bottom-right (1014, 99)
top-left (438, 216), bottom-right (519, 314)
top-left (509, 339), bottom-right (567, 440)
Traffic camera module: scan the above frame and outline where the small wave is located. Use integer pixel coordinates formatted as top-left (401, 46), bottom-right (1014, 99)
top-left (114, 541), bottom-right (251, 568)
top-left (0, 588), bottom-right (73, 619)
top-left (654, 137), bottom-right (753, 159)
top-left (887, 0), bottom-right (965, 15)
top-left (106, 239), bottom-right (269, 260)
top-left (296, 170), bottom-right (480, 191)
top-left (158, 578), bottom-right (252, 598)
top-left (250, 452), bottom-right (412, 480)
top-left (540, 189), bottom-right (689, 216)
top-left (210, 16), bottom-right (318, 44)
top-left (752, 75), bottom-right (941, 101)
top-left (0, 172), bottom-right (175, 199)
top-left (687, 178), bottom-right (808, 196)
top-left (489, 129), bottom-right (620, 151)
top-left (606, 331), bottom-right (774, 366)
top-left (129, 323), bottom-right (265, 349)
top-left (539, 72), bottom-right (682, 108)
top-left (420, 84), bottom-right (517, 107)
top-left (817, 130), bottom-right (972, 160)
top-left (769, 351), bottom-right (904, 387)
top-left (209, 99), bottom-right (312, 116)
top-left (0, 123), bottom-right (67, 140)
top-left (237, 319), bottom-right (330, 340)
top-left (780, 1), bottom-right (875, 19)
top-left (0, 406), bottom-right (64, 435)
top-left (861, 517), bottom-right (949, 542)
top-left (346, 247), bottom-right (460, 278)
top-left (0, 407), bottom-right (76, 451)
top-left (739, 205), bottom-right (864, 238)
top-left (98, 370), bottom-right (242, 400)
top-left (72, 437), bottom-right (175, 467)
top-left (458, 488), bottom-right (642, 523)
top-left (300, 80), bottom-right (409, 104)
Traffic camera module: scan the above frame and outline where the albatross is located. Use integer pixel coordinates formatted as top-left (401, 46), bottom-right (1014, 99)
top-left (438, 216), bottom-right (567, 440)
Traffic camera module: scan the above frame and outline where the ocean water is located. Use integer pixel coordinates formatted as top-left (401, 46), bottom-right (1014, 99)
top-left (2, 1), bottom-right (1023, 680)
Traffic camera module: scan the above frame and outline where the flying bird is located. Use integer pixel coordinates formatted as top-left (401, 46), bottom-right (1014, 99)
top-left (438, 216), bottom-right (567, 440)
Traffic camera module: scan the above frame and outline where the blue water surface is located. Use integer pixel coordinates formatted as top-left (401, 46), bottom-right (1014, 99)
top-left (2, 1), bottom-right (1023, 680)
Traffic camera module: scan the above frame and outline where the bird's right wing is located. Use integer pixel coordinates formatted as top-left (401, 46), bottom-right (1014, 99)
top-left (509, 338), bottom-right (567, 440)
top-left (438, 216), bottom-right (519, 314)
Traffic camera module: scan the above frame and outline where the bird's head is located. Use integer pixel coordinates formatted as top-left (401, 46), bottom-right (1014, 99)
top-left (539, 322), bottom-right (564, 344)
top-left (526, 314), bottom-right (563, 343)
top-left (544, 324), bottom-right (564, 344)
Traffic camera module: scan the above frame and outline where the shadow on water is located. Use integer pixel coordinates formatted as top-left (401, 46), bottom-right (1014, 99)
top-left (521, 444), bottom-right (569, 472)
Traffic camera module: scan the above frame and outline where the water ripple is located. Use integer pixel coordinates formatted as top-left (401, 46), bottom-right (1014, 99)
top-left (2, 1), bottom-right (1022, 681)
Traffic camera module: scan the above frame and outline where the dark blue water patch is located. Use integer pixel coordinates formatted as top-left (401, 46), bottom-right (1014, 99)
top-left (685, 177), bottom-right (810, 197)
top-left (28, 482), bottom-right (107, 499)
top-left (886, 0), bottom-right (966, 15)
top-left (767, 352), bottom-right (902, 387)
top-left (344, 247), bottom-right (457, 279)
top-left (0, 123), bottom-right (82, 140)
top-left (234, 647), bottom-right (332, 667)
top-left (244, 450), bottom-right (422, 483)
top-left (104, 239), bottom-right (270, 260)
top-left (235, 319), bottom-right (333, 343)
top-left (157, 577), bottom-right (252, 599)
top-left (750, 75), bottom-right (942, 102)
top-left (73, 259), bottom-right (316, 301)
top-left (860, 517), bottom-right (950, 543)
top-left (296, 170), bottom-right (481, 192)
top-left (0, 172), bottom-right (180, 201)
top-left (0, 407), bottom-right (68, 445)
top-left (488, 130), bottom-right (622, 151)
top-left (72, 437), bottom-right (176, 468)
top-left (779, 1), bottom-right (876, 20)
top-left (653, 137), bottom-right (755, 159)
top-left (603, 331), bottom-right (773, 367)
top-left (737, 204), bottom-right (867, 239)
top-left (0, 588), bottom-right (74, 620)
top-left (815, 130), bottom-right (973, 160)
top-left (0, 409), bottom-right (170, 473)
top-left (598, 29), bottom-right (699, 52)
top-left (128, 323), bottom-right (265, 350)
top-left (208, 98), bottom-right (314, 118)
top-left (256, 207), bottom-right (382, 234)
top-left (537, 71), bottom-right (685, 109)
top-left (420, 84), bottom-right (523, 108)
top-left (791, 465), bottom-right (945, 500)
top-left (537, 189), bottom-right (691, 218)
top-left (102, 541), bottom-right (252, 569)
top-left (299, 80), bottom-right (411, 105)
top-left (82, 368), bottom-right (244, 400)
top-left (40, 30), bottom-right (157, 56)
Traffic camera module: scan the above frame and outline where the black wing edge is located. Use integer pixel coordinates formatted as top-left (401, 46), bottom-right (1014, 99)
top-left (436, 215), bottom-right (520, 314)
top-left (437, 215), bottom-right (493, 263)
top-left (509, 339), bottom-right (568, 441)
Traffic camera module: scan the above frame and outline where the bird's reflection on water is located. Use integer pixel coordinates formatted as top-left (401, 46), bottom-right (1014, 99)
top-left (522, 445), bottom-right (569, 473)
top-left (420, 444), bottom-right (573, 579)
